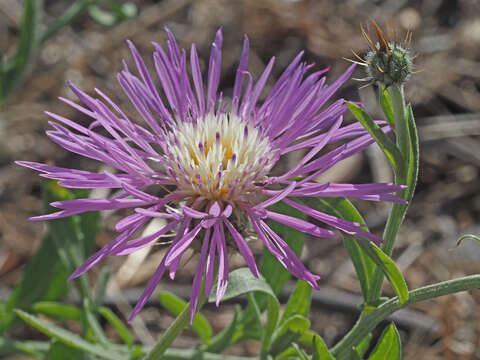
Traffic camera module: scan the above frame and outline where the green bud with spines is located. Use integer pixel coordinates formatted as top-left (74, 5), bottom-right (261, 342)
top-left (365, 41), bottom-right (413, 87)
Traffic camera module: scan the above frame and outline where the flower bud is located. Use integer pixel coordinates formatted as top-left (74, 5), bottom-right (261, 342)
top-left (365, 41), bottom-right (413, 87)
top-left (349, 20), bottom-right (414, 88)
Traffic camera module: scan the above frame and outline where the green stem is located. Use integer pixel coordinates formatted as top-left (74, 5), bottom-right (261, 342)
top-left (368, 202), bottom-right (408, 302)
top-left (332, 274), bottom-right (480, 359)
top-left (145, 291), bottom-right (207, 360)
top-left (368, 84), bottom-right (411, 303)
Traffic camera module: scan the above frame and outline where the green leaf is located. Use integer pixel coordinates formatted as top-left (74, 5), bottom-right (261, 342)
top-left (262, 295), bottom-right (280, 354)
top-left (280, 280), bottom-right (312, 325)
top-left (98, 307), bottom-right (134, 347)
top-left (260, 201), bottom-right (307, 294)
top-left (310, 197), bottom-right (408, 305)
top-left (204, 305), bottom-right (241, 353)
top-left (0, 338), bottom-right (49, 357)
top-left (349, 350), bottom-right (363, 360)
top-left (379, 86), bottom-right (395, 125)
top-left (47, 341), bottom-right (85, 360)
top-left (405, 103), bottom-right (419, 202)
top-left (1, 0), bottom-right (43, 104)
top-left (291, 343), bottom-right (310, 360)
top-left (1, 234), bottom-right (68, 333)
top-left (354, 333), bottom-right (372, 357)
top-left (368, 323), bottom-right (401, 360)
top-left (208, 268), bottom-right (280, 353)
top-left (33, 302), bottom-right (82, 321)
top-left (83, 299), bottom-right (108, 345)
top-left (44, 182), bottom-right (99, 271)
top-left (44, 181), bottom-right (101, 299)
top-left (95, 266), bottom-right (111, 307)
top-left (298, 329), bottom-right (316, 345)
top-left (14, 310), bottom-right (126, 360)
top-left (158, 292), bottom-right (212, 343)
top-left (457, 234), bottom-right (480, 247)
top-left (356, 241), bottom-right (409, 305)
top-left (208, 268), bottom-right (277, 302)
top-left (270, 315), bottom-right (310, 355)
top-left (312, 334), bottom-right (335, 360)
top-left (308, 197), bottom-right (375, 303)
top-left (346, 101), bottom-right (403, 175)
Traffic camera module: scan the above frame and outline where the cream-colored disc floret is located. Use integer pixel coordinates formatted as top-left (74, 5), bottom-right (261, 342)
top-left (164, 113), bottom-right (276, 204)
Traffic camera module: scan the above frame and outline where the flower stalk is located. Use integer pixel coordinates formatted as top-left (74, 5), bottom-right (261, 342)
top-left (332, 274), bottom-right (480, 360)
top-left (368, 83), bottom-right (412, 303)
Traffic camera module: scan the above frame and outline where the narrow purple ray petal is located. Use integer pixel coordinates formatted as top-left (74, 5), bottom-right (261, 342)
top-left (164, 221), bottom-right (203, 266)
top-left (232, 35), bottom-right (249, 114)
top-left (190, 228), bottom-right (211, 324)
top-left (283, 198), bottom-right (383, 244)
top-left (257, 181), bottom-right (296, 209)
top-left (265, 210), bottom-right (336, 238)
top-left (204, 232), bottom-right (216, 298)
top-left (215, 223), bottom-right (229, 306)
top-left (206, 28), bottom-right (223, 113)
top-left (112, 219), bottom-right (181, 256)
top-left (224, 218), bottom-right (259, 277)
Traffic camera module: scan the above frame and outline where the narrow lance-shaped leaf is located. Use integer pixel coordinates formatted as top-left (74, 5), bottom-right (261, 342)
top-left (47, 341), bottom-right (84, 360)
top-left (280, 280), bottom-right (312, 325)
top-left (457, 234), bottom-right (480, 247)
top-left (32, 302), bottom-right (82, 321)
top-left (379, 86), bottom-right (395, 125)
top-left (354, 333), bottom-right (373, 357)
top-left (83, 299), bottom-right (108, 345)
top-left (1, 0), bottom-right (43, 104)
top-left (98, 307), bottom-right (134, 347)
top-left (0, 338), bottom-right (49, 358)
top-left (312, 335), bottom-right (335, 360)
top-left (346, 101), bottom-right (403, 175)
top-left (95, 266), bottom-right (111, 307)
top-left (309, 197), bottom-right (375, 303)
top-left (405, 103), bottom-right (419, 202)
top-left (269, 315), bottom-right (311, 355)
top-left (355, 239), bottom-right (409, 305)
top-left (1, 233), bottom-right (68, 333)
top-left (291, 343), bottom-right (310, 360)
top-left (311, 197), bottom-right (409, 304)
top-left (203, 306), bottom-right (241, 353)
top-left (368, 323), bottom-right (401, 360)
top-left (14, 310), bottom-right (127, 360)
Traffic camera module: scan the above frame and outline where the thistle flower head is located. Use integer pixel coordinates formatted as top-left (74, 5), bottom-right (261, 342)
top-left (17, 28), bottom-right (407, 323)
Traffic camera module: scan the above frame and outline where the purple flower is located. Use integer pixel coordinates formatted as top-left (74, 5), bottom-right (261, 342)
top-left (17, 28), bottom-right (406, 323)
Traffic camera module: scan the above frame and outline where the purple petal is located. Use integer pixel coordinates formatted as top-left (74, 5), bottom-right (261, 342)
top-left (189, 228), bottom-right (211, 324)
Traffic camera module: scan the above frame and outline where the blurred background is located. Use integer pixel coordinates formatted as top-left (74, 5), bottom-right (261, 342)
top-left (1, 0), bottom-right (480, 359)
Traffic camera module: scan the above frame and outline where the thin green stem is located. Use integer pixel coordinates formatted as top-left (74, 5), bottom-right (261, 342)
top-left (145, 290), bottom-right (207, 360)
top-left (368, 202), bottom-right (408, 302)
top-left (332, 274), bottom-right (480, 359)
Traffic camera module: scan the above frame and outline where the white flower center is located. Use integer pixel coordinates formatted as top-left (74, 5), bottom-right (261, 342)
top-left (164, 113), bottom-right (275, 204)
